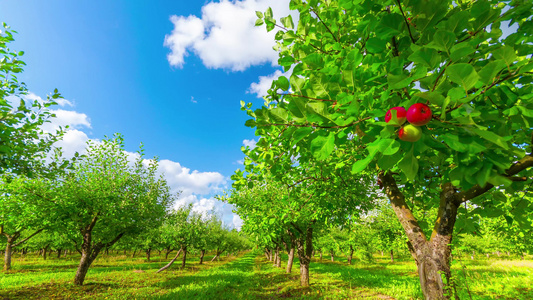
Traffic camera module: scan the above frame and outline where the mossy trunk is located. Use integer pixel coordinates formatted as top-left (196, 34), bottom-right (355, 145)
top-left (286, 247), bottom-right (295, 273)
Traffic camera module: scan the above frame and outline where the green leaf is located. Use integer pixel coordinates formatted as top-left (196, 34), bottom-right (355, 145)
top-left (493, 45), bottom-right (517, 68)
top-left (478, 60), bottom-right (506, 85)
top-left (291, 127), bottom-right (313, 145)
top-left (450, 43), bottom-right (476, 62)
top-left (446, 63), bottom-right (479, 91)
top-left (398, 146), bottom-right (418, 181)
top-left (280, 15), bottom-right (294, 29)
top-left (415, 91), bottom-right (445, 106)
top-left (276, 76), bottom-right (290, 91)
top-left (310, 132), bottom-right (335, 160)
top-left (429, 30), bottom-right (456, 53)
top-left (408, 47), bottom-right (440, 69)
top-left (256, 11), bottom-right (263, 18)
top-left (471, 128), bottom-right (510, 150)
top-left (366, 37), bottom-right (387, 54)
top-left (269, 107), bottom-right (288, 123)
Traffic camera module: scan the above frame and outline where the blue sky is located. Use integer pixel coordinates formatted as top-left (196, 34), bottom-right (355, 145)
top-left (0, 0), bottom-right (293, 228)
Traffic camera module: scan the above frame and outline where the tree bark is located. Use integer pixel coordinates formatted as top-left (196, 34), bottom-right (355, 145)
top-left (2, 229), bottom-right (43, 271)
top-left (390, 249), bottom-right (394, 262)
top-left (146, 248), bottom-right (151, 262)
top-left (73, 216), bottom-right (124, 285)
top-left (3, 239), bottom-right (13, 272)
top-left (275, 247), bottom-right (281, 267)
top-left (296, 225), bottom-right (313, 287)
top-left (348, 246), bottom-right (354, 265)
top-left (57, 249), bottom-right (62, 259)
top-left (42, 244), bottom-right (50, 260)
top-left (286, 247), bottom-right (295, 273)
top-left (165, 247), bottom-right (173, 260)
top-left (156, 248), bottom-right (182, 273)
top-left (199, 249), bottom-right (205, 264)
top-left (330, 251), bottom-right (334, 262)
top-left (380, 172), bottom-right (459, 299)
top-left (181, 247), bottom-right (187, 268)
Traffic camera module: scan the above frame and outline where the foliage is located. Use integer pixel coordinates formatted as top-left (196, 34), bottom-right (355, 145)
top-left (0, 24), bottom-right (65, 176)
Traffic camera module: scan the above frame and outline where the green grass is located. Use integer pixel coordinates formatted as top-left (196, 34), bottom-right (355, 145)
top-left (1, 251), bottom-right (531, 299)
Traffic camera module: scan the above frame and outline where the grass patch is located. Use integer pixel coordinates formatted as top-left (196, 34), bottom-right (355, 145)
top-left (1, 251), bottom-right (531, 299)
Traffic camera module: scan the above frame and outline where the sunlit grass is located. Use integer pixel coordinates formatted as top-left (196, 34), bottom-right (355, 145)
top-left (1, 250), bottom-right (531, 299)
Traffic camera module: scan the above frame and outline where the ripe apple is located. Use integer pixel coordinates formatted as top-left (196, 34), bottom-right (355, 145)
top-left (385, 107), bottom-right (407, 126)
top-left (398, 124), bottom-right (422, 142)
top-left (406, 103), bottom-right (432, 126)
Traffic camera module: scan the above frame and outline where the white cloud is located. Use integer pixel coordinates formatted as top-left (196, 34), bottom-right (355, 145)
top-left (164, 0), bottom-right (294, 71)
top-left (158, 159), bottom-right (227, 198)
top-left (248, 69), bottom-right (284, 97)
top-left (43, 109), bottom-right (91, 132)
top-left (242, 138), bottom-right (257, 149)
top-left (232, 214), bottom-right (243, 230)
top-left (53, 129), bottom-right (91, 158)
top-left (25, 92), bottom-right (74, 107)
top-left (29, 91), bottom-right (242, 229)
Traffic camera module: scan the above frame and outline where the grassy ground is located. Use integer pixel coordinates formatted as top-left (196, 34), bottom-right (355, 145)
top-left (1, 251), bottom-right (531, 299)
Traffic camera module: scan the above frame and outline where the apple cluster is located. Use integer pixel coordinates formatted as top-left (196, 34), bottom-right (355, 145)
top-left (385, 103), bottom-right (432, 142)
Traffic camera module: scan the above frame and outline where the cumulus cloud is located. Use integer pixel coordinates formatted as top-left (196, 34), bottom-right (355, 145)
top-left (158, 159), bottom-right (227, 198)
top-left (43, 109), bottom-right (91, 132)
top-left (164, 0), bottom-right (294, 71)
top-left (248, 69), bottom-right (284, 97)
top-left (242, 138), bottom-right (257, 149)
top-left (29, 91), bottom-right (241, 228)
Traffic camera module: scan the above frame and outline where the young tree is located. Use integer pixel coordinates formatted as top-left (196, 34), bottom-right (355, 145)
top-left (51, 135), bottom-right (174, 285)
top-left (0, 176), bottom-right (54, 271)
top-left (247, 1), bottom-right (533, 298)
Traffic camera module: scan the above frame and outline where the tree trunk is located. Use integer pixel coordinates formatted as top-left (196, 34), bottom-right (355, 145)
top-left (73, 218), bottom-right (124, 285)
top-left (348, 246), bottom-right (354, 265)
top-left (74, 249), bottom-right (97, 285)
top-left (146, 248), bottom-right (151, 262)
top-left (390, 249), bottom-right (394, 262)
top-left (132, 250), bottom-right (137, 258)
top-left (275, 247), bottom-right (281, 267)
top-left (199, 249), bottom-right (205, 264)
top-left (57, 249), bottom-right (62, 259)
top-left (3, 239), bottom-right (13, 272)
top-left (380, 172), bottom-right (459, 300)
top-left (286, 247), bottom-right (295, 273)
top-left (296, 225), bottom-right (313, 287)
top-left (42, 244), bottom-right (50, 260)
top-left (319, 250), bottom-right (322, 261)
top-left (181, 247), bottom-right (187, 268)
top-left (330, 251), bottom-right (334, 262)
top-left (156, 248), bottom-right (182, 273)
top-left (165, 247), bottom-right (173, 260)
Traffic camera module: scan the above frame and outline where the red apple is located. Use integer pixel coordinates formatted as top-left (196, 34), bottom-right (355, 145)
top-left (385, 107), bottom-right (407, 126)
top-left (406, 103), bottom-right (432, 126)
top-left (398, 124), bottom-right (422, 142)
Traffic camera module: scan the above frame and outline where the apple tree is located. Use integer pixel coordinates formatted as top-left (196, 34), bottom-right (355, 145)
top-left (246, 0), bottom-right (533, 298)
top-left (0, 24), bottom-right (65, 177)
top-left (46, 134), bottom-right (175, 285)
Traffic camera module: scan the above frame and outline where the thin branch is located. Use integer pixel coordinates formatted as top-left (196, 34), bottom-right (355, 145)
top-left (395, 0), bottom-right (416, 43)
top-left (311, 9), bottom-right (339, 43)
top-left (281, 93), bottom-right (336, 102)
top-left (456, 155), bottom-right (533, 204)
top-left (258, 117), bottom-right (372, 129)
top-left (13, 228), bottom-right (44, 247)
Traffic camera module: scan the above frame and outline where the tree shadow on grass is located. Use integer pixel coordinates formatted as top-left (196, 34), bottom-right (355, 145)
top-left (155, 253), bottom-right (294, 300)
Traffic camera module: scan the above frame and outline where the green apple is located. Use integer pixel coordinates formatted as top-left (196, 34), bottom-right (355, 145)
top-left (398, 124), bottom-right (422, 142)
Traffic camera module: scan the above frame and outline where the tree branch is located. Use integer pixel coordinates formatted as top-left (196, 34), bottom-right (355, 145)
top-left (13, 228), bottom-right (44, 248)
top-left (456, 155), bottom-right (533, 204)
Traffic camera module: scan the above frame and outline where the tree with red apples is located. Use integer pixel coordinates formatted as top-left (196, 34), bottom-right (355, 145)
top-left (239, 0), bottom-right (533, 298)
